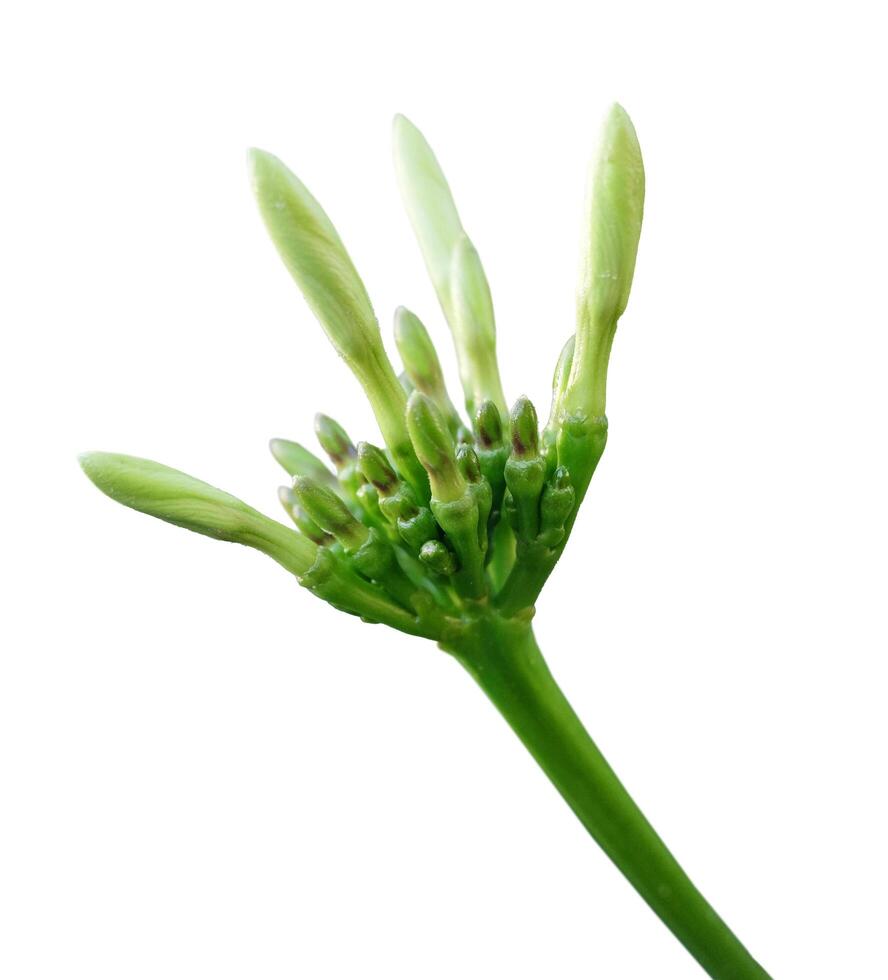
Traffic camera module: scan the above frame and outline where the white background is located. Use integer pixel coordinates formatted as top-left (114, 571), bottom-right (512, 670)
top-left (2, 2), bottom-right (886, 977)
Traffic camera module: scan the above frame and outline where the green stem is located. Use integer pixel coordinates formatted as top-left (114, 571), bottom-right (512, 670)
top-left (444, 615), bottom-right (771, 980)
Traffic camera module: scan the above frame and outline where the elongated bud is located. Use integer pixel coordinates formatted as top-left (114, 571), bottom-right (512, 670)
top-left (80, 452), bottom-right (316, 577)
top-left (356, 442), bottom-right (398, 494)
top-left (393, 115), bottom-right (506, 421)
top-left (449, 235), bottom-right (507, 419)
top-left (292, 476), bottom-right (368, 552)
top-left (406, 392), bottom-right (466, 503)
top-left (392, 114), bottom-right (464, 322)
top-left (457, 444), bottom-right (492, 554)
top-left (564, 104), bottom-right (645, 420)
top-left (249, 149), bottom-right (380, 367)
top-left (249, 149), bottom-right (426, 497)
top-left (545, 336), bottom-right (575, 431)
top-left (419, 540), bottom-right (457, 576)
top-left (278, 486), bottom-right (333, 545)
top-left (270, 438), bottom-right (337, 487)
top-left (394, 307), bottom-right (462, 432)
top-left (510, 396), bottom-right (540, 458)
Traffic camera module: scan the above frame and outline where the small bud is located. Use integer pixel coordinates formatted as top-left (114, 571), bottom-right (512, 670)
top-left (394, 306), bottom-right (463, 435)
top-left (419, 540), bottom-right (457, 576)
top-left (474, 399), bottom-right (504, 449)
top-left (472, 399), bottom-right (508, 511)
top-left (394, 307), bottom-right (445, 397)
top-left (539, 467), bottom-right (576, 547)
top-left (79, 452), bottom-right (316, 577)
top-left (278, 486), bottom-right (333, 545)
top-left (406, 392), bottom-right (466, 503)
top-left (510, 396), bottom-right (540, 459)
top-left (314, 414), bottom-right (356, 467)
top-left (356, 442), bottom-right (398, 494)
top-left (456, 444), bottom-right (482, 483)
top-left (292, 476), bottom-right (368, 552)
top-left (504, 397), bottom-right (546, 542)
top-left (270, 438), bottom-right (337, 487)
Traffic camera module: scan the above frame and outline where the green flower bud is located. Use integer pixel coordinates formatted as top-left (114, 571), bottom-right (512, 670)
top-left (449, 234), bottom-right (507, 419)
top-left (392, 115), bottom-right (506, 422)
top-left (394, 306), bottom-right (462, 434)
top-left (472, 399), bottom-right (508, 512)
top-left (314, 414), bottom-right (356, 467)
top-left (392, 114), bottom-right (464, 323)
top-left (270, 438), bottom-right (337, 487)
top-left (406, 392), bottom-right (466, 504)
top-left (419, 540), bottom-right (457, 577)
top-left (564, 104), bottom-right (645, 421)
top-left (504, 397), bottom-right (546, 543)
top-left (539, 467), bottom-right (576, 547)
top-left (249, 149), bottom-right (426, 498)
top-left (80, 452), bottom-right (316, 577)
top-left (475, 399), bottom-right (504, 450)
top-left (292, 476), bottom-right (368, 553)
top-left (356, 442), bottom-right (398, 495)
top-left (278, 486), bottom-right (334, 545)
top-left (456, 444), bottom-right (482, 484)
top-left (510, 396), bottom-right (540, 459)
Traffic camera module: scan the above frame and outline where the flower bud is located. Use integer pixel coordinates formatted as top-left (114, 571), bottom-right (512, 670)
top-left (80, 452), bottom-right (316, 577)
top-left (564, 104), bottom-right (645, 420)
top-left (270, 438), bottom-right (337, 487)
top-left (406, 392), bottom-right (466, 504)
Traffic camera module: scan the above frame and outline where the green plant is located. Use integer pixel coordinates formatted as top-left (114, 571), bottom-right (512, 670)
top-left (81, 105), bottom-right (771, 979)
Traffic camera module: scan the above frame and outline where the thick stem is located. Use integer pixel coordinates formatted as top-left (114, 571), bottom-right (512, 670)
top-left (444, 616), bottom-right (771, 980)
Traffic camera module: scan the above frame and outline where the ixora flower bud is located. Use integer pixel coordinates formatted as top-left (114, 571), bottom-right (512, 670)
top-left (82, 109), bottom-right (773, 980)
top-left (249, 149), bottom-right (428, 500)
top-left (392, 115), bottom-right (508, 421)
top-left (269, 438), bottom-right (337, 487)
top-left (561, 104), bottom-right (644, 423)
top-left (393, 306), bottom-right (462, 434)
top-left (291, 476), bottom-right (368, 552)
top-left (405, 391), bottom-right (466, 504)
top-left (80, 452), bottom-right (317, 577)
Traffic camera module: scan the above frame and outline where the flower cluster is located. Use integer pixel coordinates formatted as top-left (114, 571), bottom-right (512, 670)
top-left (81, 105), bottom-right (644, 646)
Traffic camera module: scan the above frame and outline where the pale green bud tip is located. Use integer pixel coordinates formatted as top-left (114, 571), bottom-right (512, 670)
top-left (269, 438), bottom-right (336, 485)
top-left (394, 306), bottom-right (443, 390)
top-left (291, 476), bottom-right (367, 550)
top-left (314, 414), bottom-right (355, 466)
top-left (578, 103), bottom-right (645, 328)
top-left (510, 397), bottom-right (540, 457)
top-left (248, 148), bottom-right (380, 367)
top-left (79, 452), bottom-right (316, 575)
top-left (406, 391), bottom-right (465, 501)
top-left (356, 442), bottom-right (397, 494)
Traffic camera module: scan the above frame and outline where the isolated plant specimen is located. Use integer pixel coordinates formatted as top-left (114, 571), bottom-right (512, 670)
top-left (81, 106), bottom-right (771, 979)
